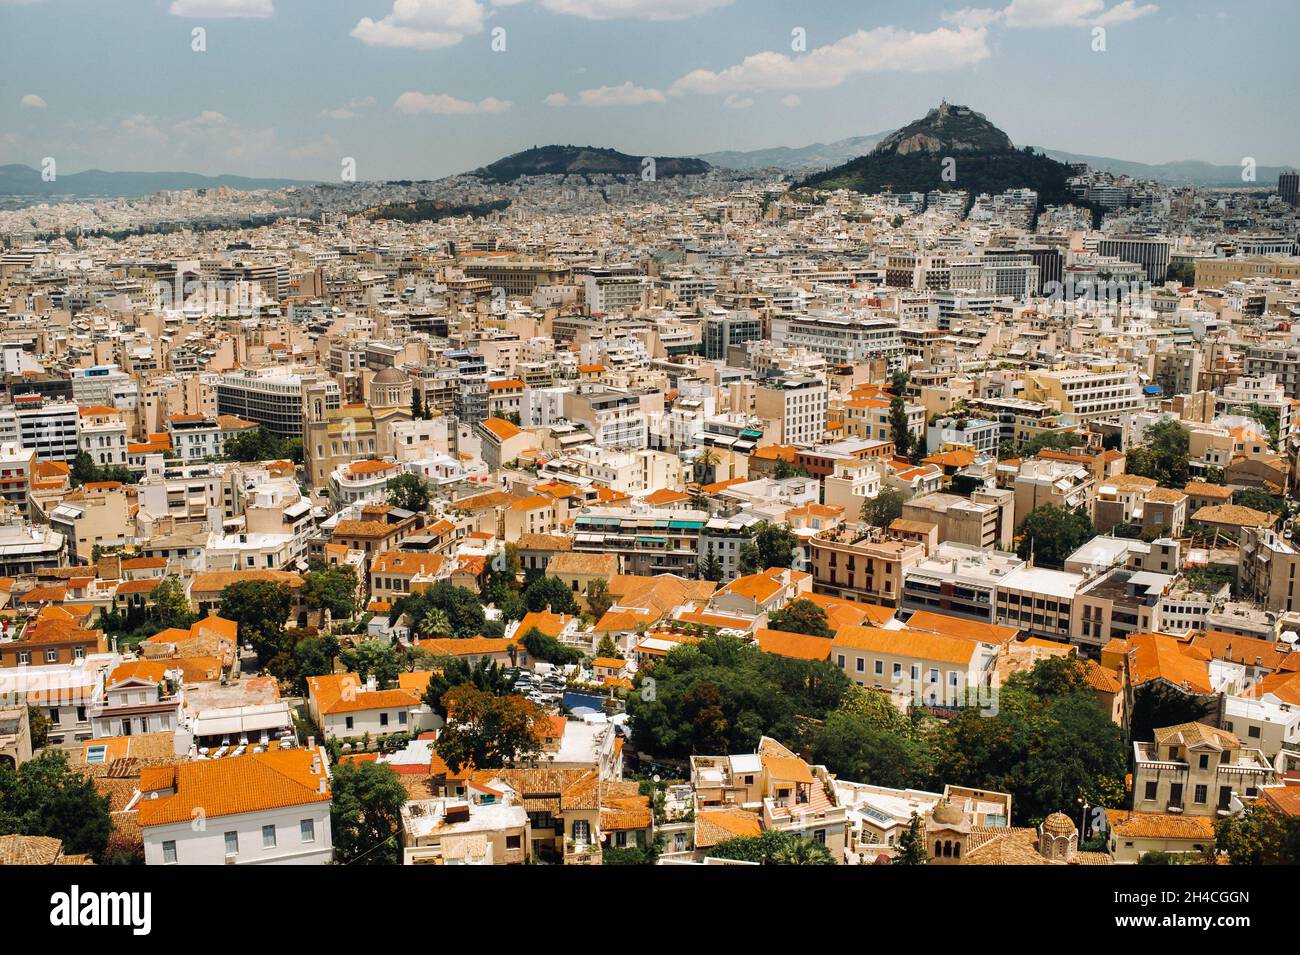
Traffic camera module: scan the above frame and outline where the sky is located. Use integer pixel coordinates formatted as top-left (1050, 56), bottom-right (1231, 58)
top-left (1, 0), bottom-right (1296, 182)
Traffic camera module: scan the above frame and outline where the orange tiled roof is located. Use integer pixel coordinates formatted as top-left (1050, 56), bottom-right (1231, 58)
top-left (137, 747), bottom-right (330, 826)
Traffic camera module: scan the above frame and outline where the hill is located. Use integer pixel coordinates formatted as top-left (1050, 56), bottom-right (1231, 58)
top-left (0, 164), bottom-right (311, 198)
top-left (799, 103), bottom-right (1089, 215)
top-left (472, 145), bottom-right (709, 182)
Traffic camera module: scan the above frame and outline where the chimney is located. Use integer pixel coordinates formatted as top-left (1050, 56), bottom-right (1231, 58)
top-left (307, 735), bottom-right (316, 750)
top-left (318, 777), bottom-right (327, 794)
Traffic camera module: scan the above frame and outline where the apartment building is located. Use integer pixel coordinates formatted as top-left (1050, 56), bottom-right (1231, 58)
top-left (755, 376), bottom-right (827, 448)
top-left (1131, 723), bottom-right (1278, 817)
top-left (903, 490), bottom-right (1015, 552)
top-left (809, 530), bottom-right (924, 608)
top-left (1021, 367), bottom-right (1146, 420)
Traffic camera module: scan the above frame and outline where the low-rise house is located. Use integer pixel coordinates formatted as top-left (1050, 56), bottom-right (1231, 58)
top-left (136, 745), bottom-right (333, 865)
top-left (1132, 722), bottom-right (1278, 817)
top-left (1105, 810), bottom-right (1216, 863)
top-left (305, 673), bottom-right (433, 741)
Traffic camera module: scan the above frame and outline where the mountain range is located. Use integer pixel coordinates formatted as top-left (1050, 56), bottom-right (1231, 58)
top-left (0, 164), bottom-right (311, 198)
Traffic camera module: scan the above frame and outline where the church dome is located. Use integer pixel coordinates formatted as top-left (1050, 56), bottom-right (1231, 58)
top-left (372, 366), bottom-right (409, 384)
top-left (1041, 812), bottom-right (1076, 837)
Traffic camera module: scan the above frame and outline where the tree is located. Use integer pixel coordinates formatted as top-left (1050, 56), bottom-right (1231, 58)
top-left (27, 706), bottom-right (51, 748)
top-left (1215, 804), bottom-right (1300, 865)
top-left (385, 472), bottom-right (430, 513)
top-left (343, 640), bottom-right (402, 688)
top-left (411, 388), bottom-right (424, 421)
top-left (895, 812), bottom-right (928, 865)
top-left (710, 830), bottom-right (836, 865)
top-left (149, 576), bottom-right (194, 630)
top-left (862, 487), bottom-right (906, 528)
top-left (1234, 488), bottom-right (1285, 516)
top-left (767, 598), bottom-right (833, 637)
top-left (1021, 430), bottom-right (1085, 457)
top-left (301, 565), bottom-right (358, 620)
top-left (596, 634), bottom-right (621, 659)
top-left (810, 710), bottom-right (932, 790)
top-left (393, 582), bottom-right (487, 638)
top-left (585, 578), bottom-right (614, 621)
top-left (330, 761), bottom-right (407, 864)
top-left (1125, 419), bottom-right (1191, 488)
top-left (773, 458), bottom-right (810, 480)
top-left (291, 634), bottom-right (339, 693)
top-left (745, 522), bottom-right (801, 572)
top-left (421, 657), bottom-right (512, 718)
top-left (0, 750), bottom-right (112, 858)
top-left (523, 575), bottom-right (578, 615)
top-left (70, 451), bottom-right (137, 487)
top-left (894, 389), bottom-right (915, 462)
top-left (519, 626), bottom-right (581, 665)
top-left (1015, 504), bottom-right (1094, 569)
top-left (223, 426), bottom-right (292, 463)
top-left (418, 606), bottom-right (452, 639)
top-left (698, 545), bottom-right (724, 582)
top-left (219, 579), bottom-right (294, 666)
top-left (928, 657), bottom-right (1127, 824)
top-left (627, 636), bottom-right (850, 759)
top-left (435, 685), bottom-right (547, 772)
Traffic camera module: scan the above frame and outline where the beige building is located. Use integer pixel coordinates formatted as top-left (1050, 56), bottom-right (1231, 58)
top-left (902, 489), bottom-right (1014, 551)
top-left (1132, 723), bottom-right (1278, 818)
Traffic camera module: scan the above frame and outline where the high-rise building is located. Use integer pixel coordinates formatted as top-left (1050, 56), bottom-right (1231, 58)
top-left (1279, 171), bottom-right (1299, 207)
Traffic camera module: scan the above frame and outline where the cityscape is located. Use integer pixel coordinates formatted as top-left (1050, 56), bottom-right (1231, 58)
top-left (0, 0), bottom-right (1297, 908)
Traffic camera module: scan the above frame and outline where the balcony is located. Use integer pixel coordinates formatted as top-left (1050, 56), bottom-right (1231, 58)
top-left (564, 842), bottom-right (601, 865)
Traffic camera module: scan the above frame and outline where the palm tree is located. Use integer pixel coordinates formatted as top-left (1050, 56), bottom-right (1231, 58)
top-left (694, 448), bottom-right (718, 484)
top-left (419, 607), bottom-right (451, 639)
top-left (770, 837), bottom-right (836, 866)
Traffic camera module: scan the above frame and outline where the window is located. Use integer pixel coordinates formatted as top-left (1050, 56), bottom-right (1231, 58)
top-left (345, 716), bottom-right (354, 730)
top-left (836, 655), bottom-right (845, 668)
top-left (506, 834), bottom-right (522, 850)
top-left (380, 712), bottom-right (389, 727)
top-left (855, 658), bottom-right (864, 672)
top-left (1198, 754), bottom-right (1209, 769)
top-left (262, 824), bottom-right (277, 849)
top-left (225, 831), bottom-right (238, 855)
top-left (300, 818), bottom-right (315, 843)
top-left (1143, 781), bottom-right (1158, 801)
top-left (874, 660), bottom-right (883, 675)
top-left (399, 710), bottom-right (408, 726)
top-left (1248, 725), bottom-right (1261, 739)
top-left (1194, 785), bottom-right (1208, 804)
top-left (162, 840), bottom-right (177, 864)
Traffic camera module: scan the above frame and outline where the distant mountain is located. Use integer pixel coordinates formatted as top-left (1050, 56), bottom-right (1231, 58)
top-left (0, 164), bottom-right (312, 198)
top-left (694, 133), bottom-right (890, 172)
top-left (1036, 149), bottom-right (1294, 188)
top-left (472, 145), bottom-right (710, 182)
top-left (800, 102), bottom-right (1089, 215)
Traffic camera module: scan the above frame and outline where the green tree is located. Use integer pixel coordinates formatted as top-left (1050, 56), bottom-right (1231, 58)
top-left (1234, 488), bottom-right (1285, 516)
top-left (1015, 504), bottom-right (1094, 569)
top-left (301, 565), bottom-right (358, 620)
top-left (222, 426), bottom-right (291, 463)
top-left (27, 706), bottom-right (51, 748)
top-left (698, 545), bottom-right (724, 583)
top-left (420, 656), bottom-right (512, 718)
top-left (888, 381), bottom-right (914, 459)
top-left (411, 388), bottom-right (424, 420)
top-left (585, 578), bottom-right (614, 621)
top-left (329, 760), bottom-right (407, 864)
top-left (343, 640), bottom-right (402, 688)
top-left (895, 812), bottom-right (928, 865)
top-left (928, 657), bottom-right (1127, 824)
top-left (710, 829), bottom-right (836, 865)
top-left (0, 750), bottom-right (112, 858)
top-left (810, 710), bottom-right (932, 789)
top-left (418, 606), bottom-right (452, 639)
top-left (519, 626), bottom-right (582, 665)
top-left (523, 575), bottom-right (579, 615)
top-left (773, 458), bottom-right (810, 480)
top-left (393, 582), bottom-right (487, 638)
top-left (596, 634), bottom-right (621, 659)
top-left (385, 472), bottom-right (431, 513)
top-left (291, 634), bottom-right (340, 693)
top-left (1021, 430), bottom-right (1086, 457)
top-left (1215, 804), bottom-right (1300, 865)
top-left (862, 487), bottom-right (906, 528)
top-left (627, 636), bottom-right (850, 759)
top-left (434, 685), bottom-right (547, 772)
top-left (149, 575), bottom-right (195, 630)
top-left (767, 598), bottom-right (833, 637)
top-left (218, 579), bottom-right (294, 666)
top-left (1125, 419), bottom-right (1191, 488)
top-left (745, 522), bottom-right (801, 572)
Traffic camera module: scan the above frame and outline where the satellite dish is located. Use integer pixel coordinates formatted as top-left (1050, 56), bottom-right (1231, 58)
top-left (1282, 631), bottom-right (1299, 646)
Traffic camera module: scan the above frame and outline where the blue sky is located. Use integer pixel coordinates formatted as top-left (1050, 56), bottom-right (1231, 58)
top-left (2, 0), bottom-right (1296, 180)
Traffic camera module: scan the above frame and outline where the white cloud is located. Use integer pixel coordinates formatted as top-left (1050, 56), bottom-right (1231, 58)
top-left (781, 95), bottom-right (801, 108)
top-left (669, 26), bottom-right (991, 98)
top-left (543, 92), bottom-right (571, 107)
top-left (941, 7), bottom-right (1005, 29)
top-left (289, 135), bottom-right (340, 159)
top-left (393, 91), bottom-right (512, 114)
top-left (20, 93), bottom-right (47, 109)
top-left (168, 0), bottom-right (274, 17)
top-left (352, 0), bottom-right (487, 49)
top-left (320, 96), bottom-right (377, 120)
top-left (576, 82), bottom-right (666, 107)
top-left (538, 0), bottom-right (731, 20)
top-left (723, 94), bottom-right (753, 110)
top-left (170, 111), bottom-right (277, 163)
top-left (999, 0), bottom-right (1157, 28)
